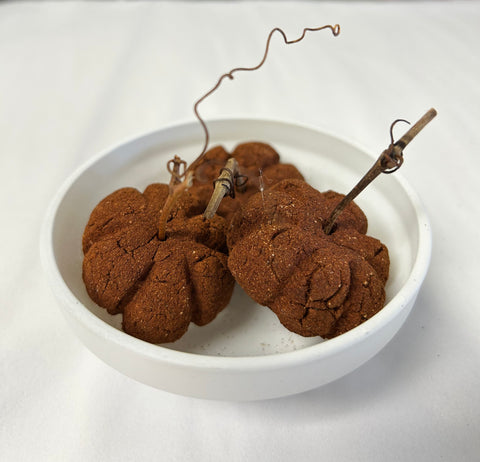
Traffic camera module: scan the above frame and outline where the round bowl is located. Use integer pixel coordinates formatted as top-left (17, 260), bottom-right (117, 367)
top-left (40, 118), bottom-right (431, 401)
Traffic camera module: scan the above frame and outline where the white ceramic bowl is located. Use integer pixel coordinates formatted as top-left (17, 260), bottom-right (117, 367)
top-left (40, 118), bottom-right (431, 401)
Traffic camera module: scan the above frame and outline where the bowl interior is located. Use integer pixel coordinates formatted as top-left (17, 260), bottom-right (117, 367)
top-left (50, 119), bottom-right (422, 357)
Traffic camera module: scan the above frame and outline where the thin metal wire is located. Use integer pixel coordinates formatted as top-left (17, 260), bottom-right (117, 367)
top-left (382, 119), bottom-right (410, 174)
top-left (188, 24), bottom-right (340, 174)
top-left (167, 157), bottom-right (187, 183)
top-left (213, 167), bottom-right (236, 198)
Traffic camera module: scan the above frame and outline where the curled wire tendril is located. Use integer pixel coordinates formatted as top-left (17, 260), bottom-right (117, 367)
top-left (382, 118), bottom-right (411, 174)
top-left (167, 156), bottom-right (187, 184)
top-left (188, 24), bottom-right (340, 174)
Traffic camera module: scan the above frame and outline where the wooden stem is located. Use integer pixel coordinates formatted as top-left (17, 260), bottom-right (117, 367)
top-left (323, 108), bottom-right (437, 235)
top-left (203, 158), bottom-right (239, 219)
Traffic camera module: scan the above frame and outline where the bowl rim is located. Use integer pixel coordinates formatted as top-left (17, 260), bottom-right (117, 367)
top-left (40, 116), bottom-right (432, 372)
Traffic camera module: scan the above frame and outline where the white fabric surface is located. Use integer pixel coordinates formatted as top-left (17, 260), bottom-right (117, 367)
top-left (1, 1), bottom-right (479, 460)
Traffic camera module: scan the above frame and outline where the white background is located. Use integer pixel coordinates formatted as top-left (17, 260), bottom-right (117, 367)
top-left (1, 1), bottom-right (479, 461)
